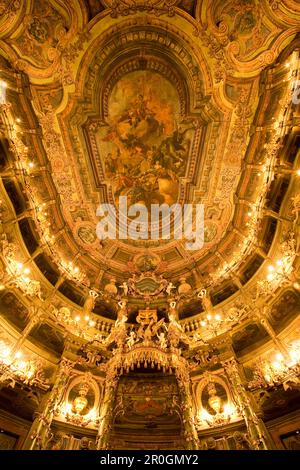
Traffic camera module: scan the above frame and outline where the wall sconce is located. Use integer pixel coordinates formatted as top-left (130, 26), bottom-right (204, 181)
top-left (248, 340), bottom-right (300, 390)
top-left (72, 382), bottom-right (89, 415)
top-left (59, 380), bottom-right (100, 428)
top-left (0, 340), bottom-right (47, 388)
top-left (197, 382), bottom-right (236, 428)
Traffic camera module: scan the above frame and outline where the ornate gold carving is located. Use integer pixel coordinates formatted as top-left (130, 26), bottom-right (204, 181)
top-left (103, 0), bottom-right (180, 18)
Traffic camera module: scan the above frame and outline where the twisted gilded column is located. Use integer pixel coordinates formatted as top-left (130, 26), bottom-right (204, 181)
top-left (96, 360), bottom-right (119, 450)
top-left (24, 358), bottom-right (74, 450)
top-left (168, 301), bottom-right (199, 450)
top-left (96, 300), bottom-right (127, 449)
top-left (173, 355), bottom-right (199, 450)
top-left (223, 358), bottom-right (274, 450)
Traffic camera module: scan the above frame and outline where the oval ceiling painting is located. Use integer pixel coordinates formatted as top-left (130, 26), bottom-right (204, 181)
top-left (95, 70), bottom-right (195, 209)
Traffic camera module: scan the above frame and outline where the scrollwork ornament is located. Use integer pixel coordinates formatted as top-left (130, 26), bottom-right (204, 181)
top-left (103, 0), bottom-right (179, 18)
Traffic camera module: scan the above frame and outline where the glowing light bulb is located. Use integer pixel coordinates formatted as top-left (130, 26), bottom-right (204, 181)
top-left (75, 315), bottom-right (80, 322)
top-left (215, 314), bottom-right (221, 321)
top-left (264, 374), bottom-right (271, 383)
top-left (268, 265), bottom-right (275, 272)
top-left (15, 351), bottom-right (22, 359)
top-left (65, 403), bottom-right (72, 414)
top-left (289, 350), bottom-right (299, 363)
top-left (89, 320), bottom-right (95, 327)
top-left (272, 361), bottom-right (282, 370)
top-left (223, 403), bottom-right (235, 416)
top-left (16, 262), bottom-right (23, 270)
top-left (26, 369), bottom-right (34, 379)
top-left (275, 353), bottom-right (283, 361)
top-left (276, 259), bottom-right (283, 267)
top-left (16, 118), bottom-right (21, 123)
top-left (267, 273), bottom-right (274, 281)
top-left (206, 314), bottom-right (212, 320)
top-left (1, 347), bottom-right (10, 358)
top-left (18, 360), bottom-right (26, 370)
top-left (296, 169), bottom-right (300, 176)
top-left (200, 320), bottom-right (206, 327)
top-left (88, 408), bottom-right (96, 420)
top-left (24, 267), bottom-right (30, 274)
top-left (201, 409), bottom-right (211, 421)
top-left (84, 315), bottom-right (90, 321)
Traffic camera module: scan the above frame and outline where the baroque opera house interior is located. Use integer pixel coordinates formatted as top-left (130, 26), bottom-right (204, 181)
top-left (0, 0), bottom-right (300, 452)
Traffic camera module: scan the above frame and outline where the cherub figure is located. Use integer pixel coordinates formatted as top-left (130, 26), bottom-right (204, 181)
top-left (126, 329), bottom-right (137, 348)
top-left (119, 282), bottom-right (128, 296)
top-left (166, 282), bottom-right (176, 296)
top-left (157, 331), bottom-right (167, 350)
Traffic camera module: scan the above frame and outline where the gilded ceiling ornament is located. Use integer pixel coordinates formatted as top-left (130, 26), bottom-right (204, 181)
top-left (6, 1), bottom-right (90, 84)
top-left (102, 0), bottom-right (180, 18)
top-left (0, 0), bottom-right (21, 18)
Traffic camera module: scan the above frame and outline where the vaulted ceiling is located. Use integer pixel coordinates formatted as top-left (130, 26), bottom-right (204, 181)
top-left (0, 0), bottom-right (299, 325)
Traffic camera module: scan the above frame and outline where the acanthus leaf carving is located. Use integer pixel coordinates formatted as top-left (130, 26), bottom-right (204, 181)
top-left (102, 0), bottom-right (180, 18)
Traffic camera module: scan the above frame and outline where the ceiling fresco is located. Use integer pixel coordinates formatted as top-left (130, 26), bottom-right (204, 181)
top-left (0, 0), bottom-right (299, 304)
top-left (95, 70), bottom-right (193, 207)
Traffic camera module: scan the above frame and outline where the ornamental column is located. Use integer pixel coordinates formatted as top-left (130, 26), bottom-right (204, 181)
top-left (24, 358), bottom-right (74, 450)
top-left (168, 301), bottom-right (199, 450)
top-left (96, 360), bottom-right (119, 450)
top-left (223, 358), bottom-right (274, 450)
top-left (96, 300), bottom-right (127, 449)
top-left (174, 359), bottom-right (200, 450)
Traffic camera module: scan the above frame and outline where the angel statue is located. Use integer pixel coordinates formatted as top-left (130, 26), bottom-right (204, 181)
top-left (119, 281), bottom-right (129, 297)
top-left (118, 299), bottom-right (127, 311)
top-left (168, 310), bottom-right (190, 349)
top-left (197, 288), bottom-right (212, 310)
top-left (105, 302), bottom-right (128, 348)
